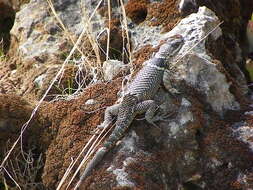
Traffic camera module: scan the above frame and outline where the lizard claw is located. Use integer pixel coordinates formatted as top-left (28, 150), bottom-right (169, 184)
top-left (151, 122), bottom-right (162, 131)
top-left (153, 110), bottom-right (176, 122)
top-left (146, 117), bottom-right (162, 131)
top-left (91, 121), bottom-right (111, 135)
top-left (97, 121), bottom-right (111, 130)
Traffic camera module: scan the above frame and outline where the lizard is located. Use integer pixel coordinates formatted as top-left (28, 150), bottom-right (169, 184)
top-left (75, 34), bottom-right (184, 189)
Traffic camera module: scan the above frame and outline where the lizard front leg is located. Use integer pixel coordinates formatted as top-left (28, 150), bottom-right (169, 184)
top-left (98, 104), bottom-right (120, 129)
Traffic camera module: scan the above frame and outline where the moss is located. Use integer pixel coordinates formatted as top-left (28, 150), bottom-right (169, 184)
top-left (125, 0), bottom-right (149, 24)
top-left (41, 78), bottom-right (123, 189)
top-left (146, 0), bottom-right (180, 32)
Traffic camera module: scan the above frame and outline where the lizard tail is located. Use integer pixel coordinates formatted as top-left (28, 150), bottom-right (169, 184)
top-left (75, 147), bottom-right (108, 189)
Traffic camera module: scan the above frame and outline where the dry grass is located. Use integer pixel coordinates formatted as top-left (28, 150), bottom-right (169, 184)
top-left (46, 0), bottom-right (84, 57)
top-left (1, 144), bottom-right (44, 190)
top-left (119, 0), bottom-right (133, 72)
top-left (0, 39), bottom-right (6, 62)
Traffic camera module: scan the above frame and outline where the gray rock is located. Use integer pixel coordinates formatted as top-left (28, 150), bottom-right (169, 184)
top-left (85, 99), bottom-right (98, 105)
top-left (103, 60), bottom-right (129, 81)
top-left (34, 73), bottom-right (46, 89)
top-left (10, 0), bottom-right (84, 64)
top-left (163, 7), bottom-right (240, 114)
top-left (232, 121), bottom-right (253, 151)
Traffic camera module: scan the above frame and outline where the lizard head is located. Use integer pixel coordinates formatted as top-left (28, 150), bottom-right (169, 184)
top-left (156, 34), bottom-right (184, 62)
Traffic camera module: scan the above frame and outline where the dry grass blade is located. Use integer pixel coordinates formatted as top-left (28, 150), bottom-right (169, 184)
top-left (73, 124), bottom-right (115, 190)
top-left (56, 134), bottom-right (97, 190)
top-left (119, 0), bottom-right (132, 71)
top-left (173, 21), bottom-right (224, 65)
top-left (80, 3), bottom-right (102, 71)
top-left (106, 0), bottom-right (111, 61)
top-left (0, 0), bottom-right (104, 182)
top-left (46, 0), bottom-right (84, 56)
top-left (2, 145), bottom-right (44, 189)
top-left (60, 123), bottom-right (114, 190)
top-left (56, 158), bottom-right (75, 190)
top-left (1, 166), bottom-right (21, 190)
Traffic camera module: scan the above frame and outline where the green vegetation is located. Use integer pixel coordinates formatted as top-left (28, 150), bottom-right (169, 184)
top-left (54, 77), bottom-right (75, 96)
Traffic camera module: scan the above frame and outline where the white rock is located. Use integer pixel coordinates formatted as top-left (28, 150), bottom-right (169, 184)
top-left (232, 122), bottom-right (253, 151)
top-left (34, 74), bottom-right (46, 88)
top-left (162, 6), bottom-right (240, 113)
top-left (10, 0), bottom-right (84, 64)
top-left (85, 99), bottom-right (98, 105)
top-left (103, 60), bottom-right (129, 81)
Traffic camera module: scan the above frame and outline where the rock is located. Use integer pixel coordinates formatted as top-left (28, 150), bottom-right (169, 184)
top-left (0, 0), bottom-right (89, 100)
top-left (103, 60), bottom-right (129, 81)
top-left (39, 4), bottom-right (252, 189)
top-left (247, 19), bottom-right (253, 54)
top-left (178, 0), bottom-right (198, 17)
top-left (232, 121), bottom-right (253, 151)
top-left (75, 6), bottom-right (251, 190)
top-left (85, 99), bottom-right (98, 105)
top-left (163, 6), bottom-right (240, 114)
top-left (34, 73), bottom-right (46, 89)
top-left (9, 0), bottom-right (82, 64)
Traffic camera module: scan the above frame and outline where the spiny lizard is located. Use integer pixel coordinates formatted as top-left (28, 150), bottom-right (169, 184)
top-left (75, 34), bottom-right (184, 189)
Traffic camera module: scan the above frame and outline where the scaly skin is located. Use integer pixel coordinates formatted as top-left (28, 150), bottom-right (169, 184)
top-left (75, 94), bottom-right (138, 189)
top-left (75, 35), bottom-right (184, 189)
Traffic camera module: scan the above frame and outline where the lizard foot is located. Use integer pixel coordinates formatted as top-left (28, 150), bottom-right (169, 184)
top-left (97, 121), bottom-right (110, 130)
top-left (145, 117), bottom-right (162, 131)
top-left (156, 111), bottom-right (176, 121)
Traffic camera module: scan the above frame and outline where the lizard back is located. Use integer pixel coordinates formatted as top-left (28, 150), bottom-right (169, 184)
top-left (126, 34), bottom-right (184, 101)
top-left (126, 58), bottom-right (165, 101)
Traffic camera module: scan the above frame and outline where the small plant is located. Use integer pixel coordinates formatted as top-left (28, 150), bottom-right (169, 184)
top-left (2, 145), bottom-right (45, 190)
top-left (66, 77), bottom-right (74, 95)
top-left (54, 76), bottom-right (75, 96)
top-left (0, 174), bottom-right (9, 190)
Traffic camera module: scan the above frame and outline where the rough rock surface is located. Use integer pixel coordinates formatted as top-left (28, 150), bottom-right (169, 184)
top-left (10, 0), bottom-right (83, 64)
top-left (0, 0), bottom-right (91, 100)
top-left (0, 0), bottom-right (253, 190)
top-left (162, 7), bottom-right (239, 113)
top-left (103, 60), bottom-right (129, 81)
